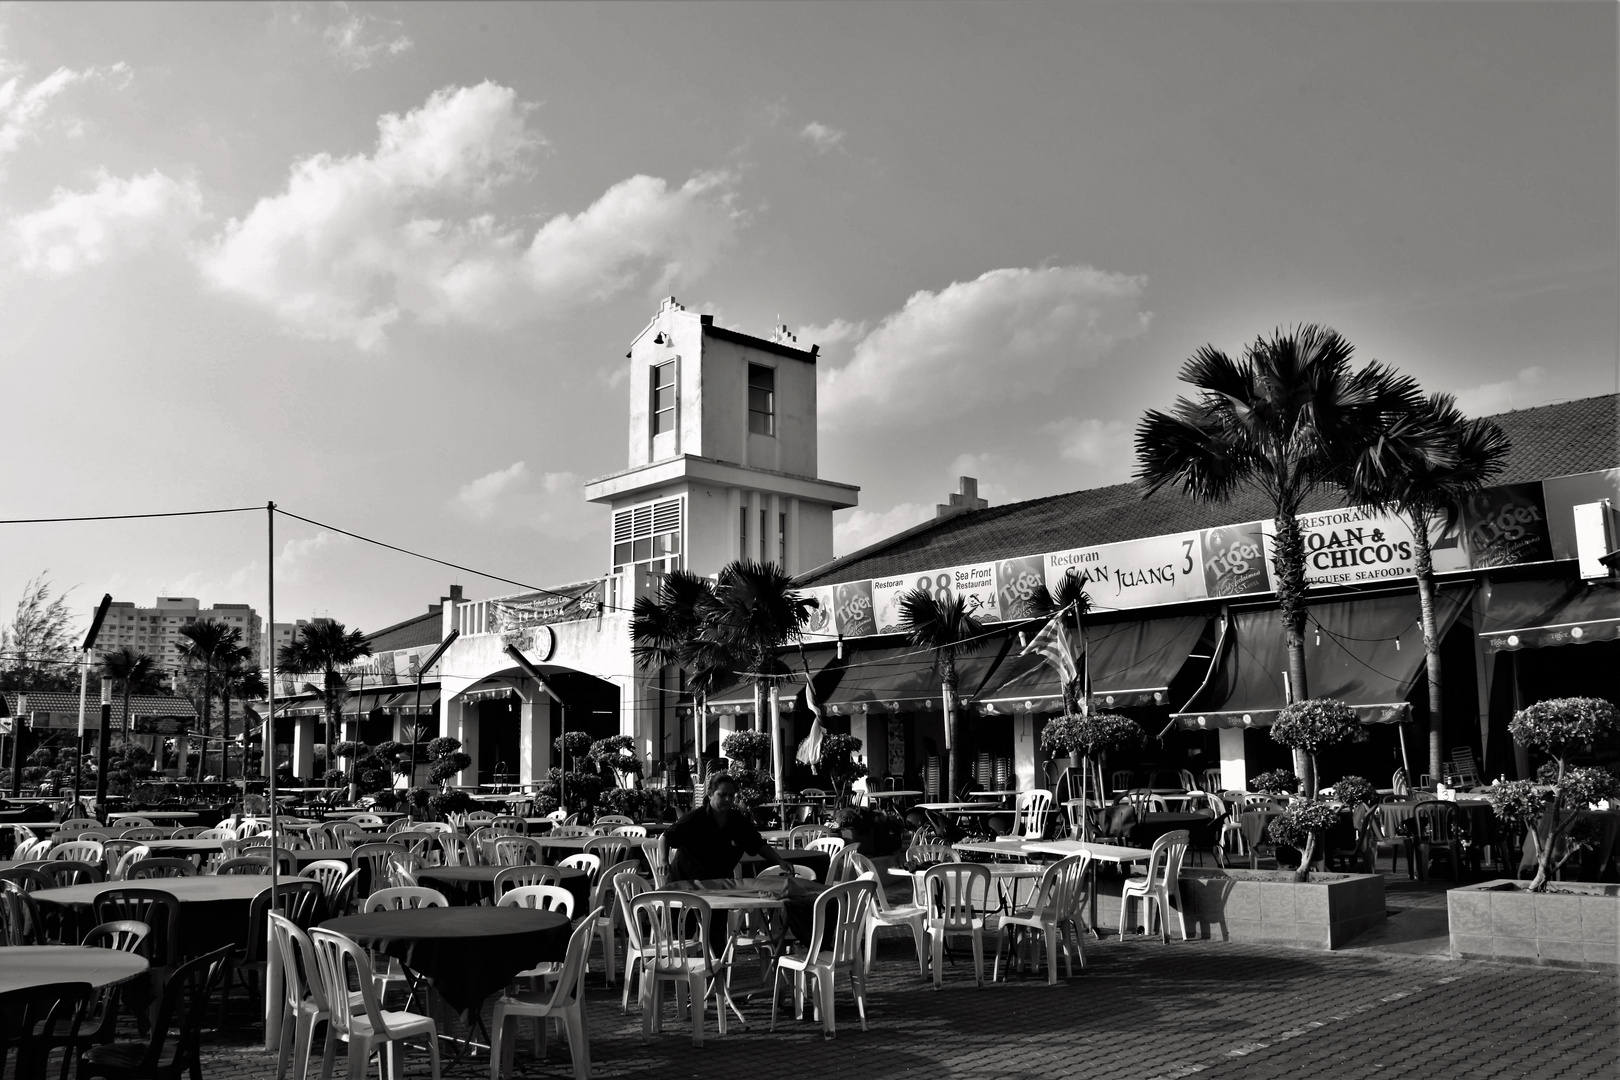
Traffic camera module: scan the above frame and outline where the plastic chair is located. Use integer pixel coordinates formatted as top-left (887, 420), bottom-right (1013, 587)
top-left (124, 858), bottom-right (196, 881)
top-left (327, 822), bottom-right (367, 847)
top-left (40, 860), bottom-right (104, 887)
top-left (825, 842), bottom-right (863, 884)
top-left (770, 879), bottom-right (877, 1038)
top-left (308, 929), bottom-right (440, 1080)
top-left (548, 826), bottom-right (592, 839)
top-left (486, 837), bottom-right (542, 868)
top-left (0, 866), bottom-right (52, 893)
top-left (1449, 748), bottom-right (1481, 787)
top-left (490, 908), bottom-right (598, 1080)
top-left (118, 828), bottom-right (170, 843)
top-left (920, 862), bottom-right (990, 989)
top-left (805, 836), bottom-right (846, 857)
top-left (612, 873), bottom-right (653, 1014)
top-left (587, 861), bottom-right (641, 987)
top-left (91, 889), bottom-right (180, 985)
top-left (626, 891), bottom-right (727, 1047)
top-left (0, 980), bottom-right (93, 1080)
top-left (993, 853), bottom-right (1089, 984)
top-left (847, 852), bottom-right (927, 978)
top-left (55, 819), bottom-right (103, 833)
top-left (612, 825), bottom-right (648, 839)
top-left (77, 921), bottom-right (150, 1046)
top-left (77, 945), bottom-right (232, 1080)
top-left (353, 844), bottom-right (412, 897)
top-left (1109, 770), bottom-right (1135, 797)
top-left (756, 864), bottom-right (815, 880)
top-left (267, 913), bottom-right (330, 1080)
top-left (228, 880), bottom-right (325, 1023)
top-left (1009, 790), bottom-right (1054, 840)
top-left (1412, 801), bottom-right (1468, 880)
top-left (498, 885), bottom-right (574, 917)
top-left (493, 865), bottom-right (562, 897)
top-left (48, 840), bottom-right (105, 865)
top-left (788, 824), bottom-right (832, 849)
top-left (584, 836), bottom-right (631, 867)
top-left (216, 857), bottom-right (274, 876)
top-left (363, 887), bottom-right (449, 912)
top-left (0, 881), bottom-right (47, 945)
top-left (644, 836), bottom-right (670, 889)
top-left (558, 853), bottom-right (601, 885)
top-left (1119, 829), bottom-right (1190, 942)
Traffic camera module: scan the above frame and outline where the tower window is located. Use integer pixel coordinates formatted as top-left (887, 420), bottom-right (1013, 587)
top-left (652, 361), bottom-right (677, 435)
top-left (747, 364), bottom-right (775, 436)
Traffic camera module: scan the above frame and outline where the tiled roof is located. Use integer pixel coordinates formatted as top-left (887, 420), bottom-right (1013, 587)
top-left (366, 611), bottom-right (442, 652)
top-left (1, 690), bottom-right (197, 722)
top-left (803, 394), bottom-right (1619, 587)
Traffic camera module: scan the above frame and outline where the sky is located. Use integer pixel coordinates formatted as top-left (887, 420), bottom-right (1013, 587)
top-left (0, 1), bottom-right (1614, 642)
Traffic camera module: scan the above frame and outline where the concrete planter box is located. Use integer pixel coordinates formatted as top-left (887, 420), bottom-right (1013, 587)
top-left (1176, 868), bottom-right (1386, 949)
top-left (1448, 880), bottom-right (1620, 970)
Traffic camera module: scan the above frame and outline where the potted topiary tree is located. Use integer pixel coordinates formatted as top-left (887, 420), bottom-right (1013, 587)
top-left (1486, 697), bottom-right (1620, 893)
top-left (722, 730), bottom-right (776, 820)
top-left (1249, 769), bottom-right (1302, 798)
top-left (816, 733), bottom-right (870, 807)
top-left (1039, 711), bottom-right (1143, 839)
top-left (1262, 700), bottom-right (1363, 880)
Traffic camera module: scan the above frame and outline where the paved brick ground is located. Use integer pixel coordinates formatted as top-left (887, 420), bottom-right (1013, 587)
top-left (194, 928), bottom-right (1618, 1080)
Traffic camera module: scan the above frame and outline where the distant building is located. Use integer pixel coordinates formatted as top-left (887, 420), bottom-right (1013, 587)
top-left (262, 619), bottom-right (315, 670)
top-left (93, 597), bottom-right (263, 677)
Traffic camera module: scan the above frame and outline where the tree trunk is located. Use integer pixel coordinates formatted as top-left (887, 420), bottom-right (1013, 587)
top-left (221, 683), bottom-right (232, 781)
top-left (1272, 511), bottom-right (1313, 793)
top-left (943, 679), bottom-right (963, 800)
top-left (1294, 830), bottom-right (1317, 883)
top-left (1409, 512), bottom-right (1446, 784)
top-left (196, 666), bottom-right (212, 782)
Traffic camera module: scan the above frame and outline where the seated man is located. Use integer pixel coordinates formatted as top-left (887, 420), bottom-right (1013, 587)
top-left (666, 772), bottom-right (793, 882)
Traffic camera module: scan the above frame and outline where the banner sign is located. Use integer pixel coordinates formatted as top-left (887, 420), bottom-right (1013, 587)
top-left (490, 581), bottom-right (605, 632)
top-left (809, 476), bottom-right (1579, 641)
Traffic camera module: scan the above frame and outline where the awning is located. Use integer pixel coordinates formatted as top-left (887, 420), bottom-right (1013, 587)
top-left (1476, 578), bottom-right (1620, 652)
top-left (460, 684), bottom-right (526, 704)
top-left (972, 616), bottom-right (1209, 715)
top-left (340, 691), bottom-right (395, 718)
top-left (274, 698), bottom-right (325, 718)
top-left (1172, 587), bottom-right (1471, 730)
top-left (384, 688), bottom-right (440, 714)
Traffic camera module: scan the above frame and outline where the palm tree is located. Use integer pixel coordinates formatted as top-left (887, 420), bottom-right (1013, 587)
top-left (216, 654), bottom-right (268, 780)
top-left (276, 621), bottom-right (371, 786)
top-left (177, 619), bottom-right (243, 781)
top-left (699, 560), bottom-right (818, 798)
top-left (100, 646), bottom-right (160, 744)
top-left (1135, 325), bottom-right (1423, 792)
top-left (631, 571), bottom-right (737, 776)
top-left (898, 589), bottom-right (985, 800)
top-left (1341, 393), bottom-right (1510, 781)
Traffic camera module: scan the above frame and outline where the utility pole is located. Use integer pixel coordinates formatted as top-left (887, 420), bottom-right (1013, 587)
top-left (8, 693), bottom-right (25, 798)
top-left (76, 595), bottom-right (113, 808)
top-left (94, 677), bottom-right (112, 809)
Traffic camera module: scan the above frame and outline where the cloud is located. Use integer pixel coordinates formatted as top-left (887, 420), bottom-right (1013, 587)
top-left (833, 502), bottom-right (932, 556)
top-left (818, 266), bottom-right (1150, 430)
top-left (322, 4), bottom-right (413, 70)
top-left (449, 461), bottom-right (596, 539)
top-left (799, 121), bottom-right (845, 153)
top-left (9, 169), bottom-right (205, 274)
top-left (0, 60), bottom-right (129, 168)
top-left (1044, 417), bottom-right (1134, 485)
top-left (1452, 367), bottom-right (1545, 417)
top-left (198, 82), bottom-right (740, 349)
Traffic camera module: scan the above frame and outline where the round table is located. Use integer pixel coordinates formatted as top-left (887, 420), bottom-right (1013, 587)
top-left (109, 811), bottom-right (200, 823)
top-left (321, 906), bottom-right (569, 1017)
top-left (0, 945), bottom-right (149, 993)
top-left (738, 847), bottom-right (829, 882)
top-left (1126, 812), bottom-right (1219, 849)
top-left (143, 838), bottom-right (226, 864)
top-left (417, 865), bottom-right (589, 911)
top-left (33, 876), bottom-right (273, 957)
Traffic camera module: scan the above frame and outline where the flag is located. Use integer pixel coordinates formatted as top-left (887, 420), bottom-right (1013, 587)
top-left (1021, 609), bottom-right (1077, 687)
top-left (795, 677), bottom-right (825, 767)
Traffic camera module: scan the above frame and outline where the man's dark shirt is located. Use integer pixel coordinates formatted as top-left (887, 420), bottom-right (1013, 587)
top-left (666, 803), bottom-right (768, 879)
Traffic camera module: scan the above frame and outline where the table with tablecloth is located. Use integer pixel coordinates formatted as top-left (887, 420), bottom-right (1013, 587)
top-left (320, 906), bottom-right (570, 1018)
top-left (1121, 812), bottom-right (1220, 850)
top-left (416, 864), bottom-right (590, 911)
top-left (737, 847), bottom-right (829, 882)
top-left (0, 944), bottom-right (149, 993)
top-left (32, 876), bottom-right (272, 957)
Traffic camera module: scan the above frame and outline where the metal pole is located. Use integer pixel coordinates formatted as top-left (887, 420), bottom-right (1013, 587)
top-left (95, 678), bottom-right (112, 809)
top-left (9, 693), bottom-right (25, 798)
top-left (265, 500), bottom-right (283, 1050)
top-left (75, 652), bottom-right (89, 805)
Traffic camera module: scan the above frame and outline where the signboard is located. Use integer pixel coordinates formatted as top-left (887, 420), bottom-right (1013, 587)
top-left (800, 585), bottom-right (838, 641)
top-left (490, 581), bottom-right (605, 632)
top-left (131, 716), bottom-right (188, 735)
top-left (809, 475), bottom-right (1578, 641)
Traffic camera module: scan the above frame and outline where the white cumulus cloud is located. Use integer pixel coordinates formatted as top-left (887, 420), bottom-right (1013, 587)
top-left (0, 61), bottom-right (129, 165)
top-left (323, 5), bottom-right (413, 70)
top-left (10, 169), bottom-right (205, 274)
top-left (450, 461), bottom-right (596, 539)
top-left (833, 502), bottom-right (932, 556)
top-left (1452, 367), bottom-right (1545, 417)
top-left (799, 121), bottom-right (845, 153)
top-left (818, 266), bottom-right (1151, 430)
top-left (198, 82), bottom-right (739, 350)
top-left (1044, 417), bottom-right (1134, 484)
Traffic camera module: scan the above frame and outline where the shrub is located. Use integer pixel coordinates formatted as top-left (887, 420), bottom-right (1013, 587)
top-left (723, 730), bottom-right (772, 770)
top-left (424, 736), bottom-right (463, 760)
top-left (1329, 774), bottom-right (1378, 808)
top-left (1250, 769), bottom-right (1301, 796)
top-left (1267, 798), bottom-right (1344, 882)
top-left (590, 735), bottom-right (643, 782)
top-left (428, 788), bottom-right (474, 817)
top-left (1270, 699), bottom-right (1362, 797)
top-left (816, 734), bottom-right (869, 802)
top-left (322, 768), bottom-right (346, 785)
top-left (1039, 712), bottom-right (1143, 758)
top-left (1491, 696), bottom-right (1620, 891)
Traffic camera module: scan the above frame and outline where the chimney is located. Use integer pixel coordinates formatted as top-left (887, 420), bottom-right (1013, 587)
top-left (936, 476), bottom-right (990, 520)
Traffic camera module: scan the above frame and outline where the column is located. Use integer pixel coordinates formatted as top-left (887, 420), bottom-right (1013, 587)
top-left (1013, 710), bottom-right (1037, 791)
top-left (291, 717), bottom-right (316, 780)
top-left (727, 488), bottom-right (743, 562)
top-left (447, 697), bottom-right (478, 788)
top-left (717, 711), bottom-right (738, 763)
top-left (747, 490), bottom-right (764, 562)
top-left (787, 497), bottom-right (801, 574)
top-left (849, 713), bottom-right (870, 799)
top-left (173, 731), bottom-right (189, 779)
top-left (1219, 727), bottom-right (1247, 791)
top-left (768, 493), bottom-right (783, 569)
top-left (519, 694), bottom-right (552, 786)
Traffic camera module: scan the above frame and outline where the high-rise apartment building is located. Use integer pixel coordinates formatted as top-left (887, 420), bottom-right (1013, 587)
top-left (262, 620), bottom-right (313, 670)
top-left (92, 597), bottom-right (264, 676)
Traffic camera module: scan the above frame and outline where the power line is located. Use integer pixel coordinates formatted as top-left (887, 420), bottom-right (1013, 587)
top-left (273, 506), bottom-right (629, 613)
top-left (0, 506), bottom-right (262, 524)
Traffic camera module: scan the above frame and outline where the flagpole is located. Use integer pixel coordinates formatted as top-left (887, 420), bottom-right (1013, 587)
top-left (264, 500), bottom-right (282, 1051)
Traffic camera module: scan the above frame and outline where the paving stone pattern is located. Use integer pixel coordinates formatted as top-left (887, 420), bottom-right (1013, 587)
top-left (195, 931), bottom-right (1617, 1080)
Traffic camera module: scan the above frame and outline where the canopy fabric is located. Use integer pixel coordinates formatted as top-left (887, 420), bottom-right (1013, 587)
top-left (1172, 586), bottom-right (1471, 730)
top-left (1476, 578), bottom-right (1620, 653)
top-left (274, 697), bottom-right (325, 718)
top-left (339, 691), bottom-right (395, 718)
top-left (459, 684), bottom-right (525, 704)
top-left (973, 616), bottom-right (1209, 715)
top-left (384, 687), bottom-right (440, 714)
